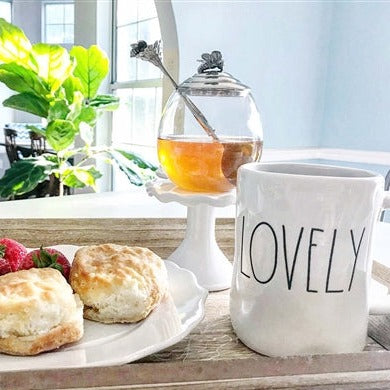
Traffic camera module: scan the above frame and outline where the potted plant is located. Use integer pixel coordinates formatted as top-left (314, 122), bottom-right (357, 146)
top-left (0, 18), bottom-right (156, 198)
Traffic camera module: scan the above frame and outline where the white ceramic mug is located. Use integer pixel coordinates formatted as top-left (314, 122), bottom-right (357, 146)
top-left (230, 163), bottom-right (390, 356)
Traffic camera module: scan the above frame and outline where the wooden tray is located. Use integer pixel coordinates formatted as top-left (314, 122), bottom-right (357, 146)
top-left (1, 218), bottom-right (390, 389)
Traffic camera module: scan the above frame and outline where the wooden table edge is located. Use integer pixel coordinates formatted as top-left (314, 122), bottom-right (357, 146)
top-left (2, 352), bottom-right (390, 389)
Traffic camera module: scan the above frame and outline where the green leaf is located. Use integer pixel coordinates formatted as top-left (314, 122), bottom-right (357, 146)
top-left (61, 166), bottom-right (102, 189)
top-left (70, 45), bottom-right (109, 99)
top-left (0, 157), bottom-right (56, 198)
top-left (110, 152), bottom-right (144, 186)
top-left (115, 149), bottom-right (158, 171)
top-left (66, 91), bottom-right (83, 123)
top-left (0, 62), bottom-right (50, 96)
top-left (0, 18), bottom-right (37, 71)
top-left (46, 119), bottom-right (76, 151)
top-left (76, 106), bottom-right (96, 127)
top-left (26, 125), bottom-right (46, 137)
top-left (62, 75), bottom-right (84, 103)
top-left (115, 163), bottom-right (144, 186)
top-left (57, 149), bottom-right (78, 160)
top-left (41, 153), bottom-right (58, 164)
top-left (3, 92), bottom-right (50, 117)
top-left (32, 43), bottom-right (74, 93)
top-left (48, 99), bottom-right (70, 120)
top-left (89, 94), bottom-right (119, 111)
top-left (79, 122), bottom-right (94, 146)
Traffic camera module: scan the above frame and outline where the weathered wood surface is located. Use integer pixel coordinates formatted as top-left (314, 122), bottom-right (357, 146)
top-left (0, 218), bottom-right (390, 389)
top-left (0, 218), bottom-right (235, 260)
top-left (142, 289), bottom-right (385, 363)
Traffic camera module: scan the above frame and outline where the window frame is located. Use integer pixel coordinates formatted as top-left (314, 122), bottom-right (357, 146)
top-left (110, 0), bottom-right (179, 191)
top-left (110, 0), bottom-right (163, 149)
top-left (41, 0), bottom-right (75, 46)
top-left (0, 0), bottom-right (12, 22)
top-left (110, 0), bottom-right (163, 90)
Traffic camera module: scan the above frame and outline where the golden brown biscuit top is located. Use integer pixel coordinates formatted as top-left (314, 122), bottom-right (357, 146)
top-left (70, 244), bottom-right (167, 298)
top-left (0, 268), bottom-right (73, 314)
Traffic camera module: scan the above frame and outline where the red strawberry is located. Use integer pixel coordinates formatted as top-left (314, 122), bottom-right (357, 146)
top-left (0, 238), bottom-right (27, 272)
top-left (21, 247), bottom-right (71, 281)
top-left (0, 258), bottom-right (11, 275)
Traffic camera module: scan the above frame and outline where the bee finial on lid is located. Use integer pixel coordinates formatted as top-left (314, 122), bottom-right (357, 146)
top-left (197, 51), bottom-right (224, 74)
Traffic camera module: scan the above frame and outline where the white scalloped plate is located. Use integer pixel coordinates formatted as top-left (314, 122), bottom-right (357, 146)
top-left (0, 245), bottom-right (208, 371)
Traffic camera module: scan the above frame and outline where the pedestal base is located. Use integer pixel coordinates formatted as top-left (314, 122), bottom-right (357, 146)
top-left (146, 180), bottom-right (235, 292)
top-left (168, 204), bottom-right (232, 291)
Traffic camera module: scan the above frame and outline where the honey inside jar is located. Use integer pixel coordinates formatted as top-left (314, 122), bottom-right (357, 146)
top-left (157, 135), bottom-right (263, 193)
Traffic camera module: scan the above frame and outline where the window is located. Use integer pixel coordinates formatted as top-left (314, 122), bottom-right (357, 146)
top-left (43, 1), bottom-right (74, 45)
top-left (111, 0), bottom-right (162, 190)
top-left (0, 0), bottom-right (11, 22)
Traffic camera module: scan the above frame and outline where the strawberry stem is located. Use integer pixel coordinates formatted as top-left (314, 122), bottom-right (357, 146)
top-left (0, 245), bottom-right (5, 258)
top-left (32, 246), bottom-right (63, 272)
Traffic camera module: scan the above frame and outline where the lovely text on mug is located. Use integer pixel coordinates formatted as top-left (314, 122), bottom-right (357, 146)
top-left (239, 217), bottom-right (366, 293)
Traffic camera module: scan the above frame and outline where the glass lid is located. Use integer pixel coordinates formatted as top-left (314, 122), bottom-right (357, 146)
top-left (178, 71), bottom-right (250, 97)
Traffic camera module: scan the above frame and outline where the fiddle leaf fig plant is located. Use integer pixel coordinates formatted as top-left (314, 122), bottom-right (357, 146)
top-left (0, 18), bottom-right (157, 198)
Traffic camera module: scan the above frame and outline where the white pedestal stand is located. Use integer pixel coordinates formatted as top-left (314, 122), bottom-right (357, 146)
top-left (146, 180), bottom-right (236, 291)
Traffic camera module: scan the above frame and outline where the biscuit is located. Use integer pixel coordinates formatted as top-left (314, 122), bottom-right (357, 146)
top-left (70, 244), bottom-right (168, 323)
top-left (0, 268), bottom-right (83, 356)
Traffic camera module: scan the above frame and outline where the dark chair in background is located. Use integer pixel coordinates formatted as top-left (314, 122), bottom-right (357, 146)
top-left (1, 124), bottom-right (72, 199)
top-left (3, 127), bottom-right (33, 162)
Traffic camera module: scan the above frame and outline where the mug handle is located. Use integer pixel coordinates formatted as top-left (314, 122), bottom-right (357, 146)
top-left (383, 191), bottom-right (390, 209)
top-left (369, 279), bottom-right (390, 315)
top-left (369, 191), bottom-right (390, 315)
top-left (369, 297), bottom-right (390, 315)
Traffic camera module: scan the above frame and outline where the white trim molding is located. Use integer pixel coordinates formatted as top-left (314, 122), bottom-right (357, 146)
top-left (262, 148), bottom-right (390, 166)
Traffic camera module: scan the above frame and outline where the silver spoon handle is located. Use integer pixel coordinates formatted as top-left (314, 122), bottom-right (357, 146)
top-left (156, 56), bottom-right (219, 141)
top-left (131, 41), bottom-right (219, 142)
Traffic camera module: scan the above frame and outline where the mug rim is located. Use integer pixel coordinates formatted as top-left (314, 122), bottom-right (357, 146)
top-left (240, 162), bottom-right (383, 181)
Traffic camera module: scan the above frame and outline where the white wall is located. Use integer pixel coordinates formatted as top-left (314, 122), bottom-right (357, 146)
top-left (321, 2), bottom-right (390, 152)
top-left (171, 0), bottom-right (333, 149)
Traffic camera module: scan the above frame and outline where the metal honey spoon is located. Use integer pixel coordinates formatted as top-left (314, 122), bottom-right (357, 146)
top-left (130, 40), bottom-right (220, 142)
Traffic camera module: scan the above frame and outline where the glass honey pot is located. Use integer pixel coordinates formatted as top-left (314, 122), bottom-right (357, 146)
top-left (130, 43), bottom-right (263, 193)
top-left (157, 52), bottom-right (263, 193)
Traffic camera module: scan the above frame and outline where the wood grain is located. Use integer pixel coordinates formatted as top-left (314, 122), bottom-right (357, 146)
top-left (0, 218), bottom-right (389, 389)
top-left (373, 261), bottom-right (390, 289)
top-left (141, 290), bottom-right (385, 363)
top-left (0, 218), bottom-right (235, 260)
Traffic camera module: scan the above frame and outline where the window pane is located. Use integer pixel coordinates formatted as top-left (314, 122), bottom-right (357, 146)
top-left (112, 0), bottom-right (163, 192)
top-left (116, 24), bottom-right (137, 82)
top-left (137, 0), bottom-right (157, 22)
top-left (136, 19), bottom-right (161, 80)
top-left (64, 3), bottom-right (74, 24)
top-left (45, 25), bottom-right (65, 44)
top-left (112, 87), bottom-right (162, 147)
top-left (64, 24), bottom-right (74, 43)
top-left (0, 2), bottom-right (11, 22)
top-left (46, 4), bottom-right (64, 24)
top-left (117, 0), bottom-right (137, 26)
top-left (132, 87), bottom-right (159, 146)
top-left (112, 89), bottom-right (133, 144)
top-left (155, 86), bottom-right (162, 128)
top-left (137, 18), bottom-right (160, 45)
